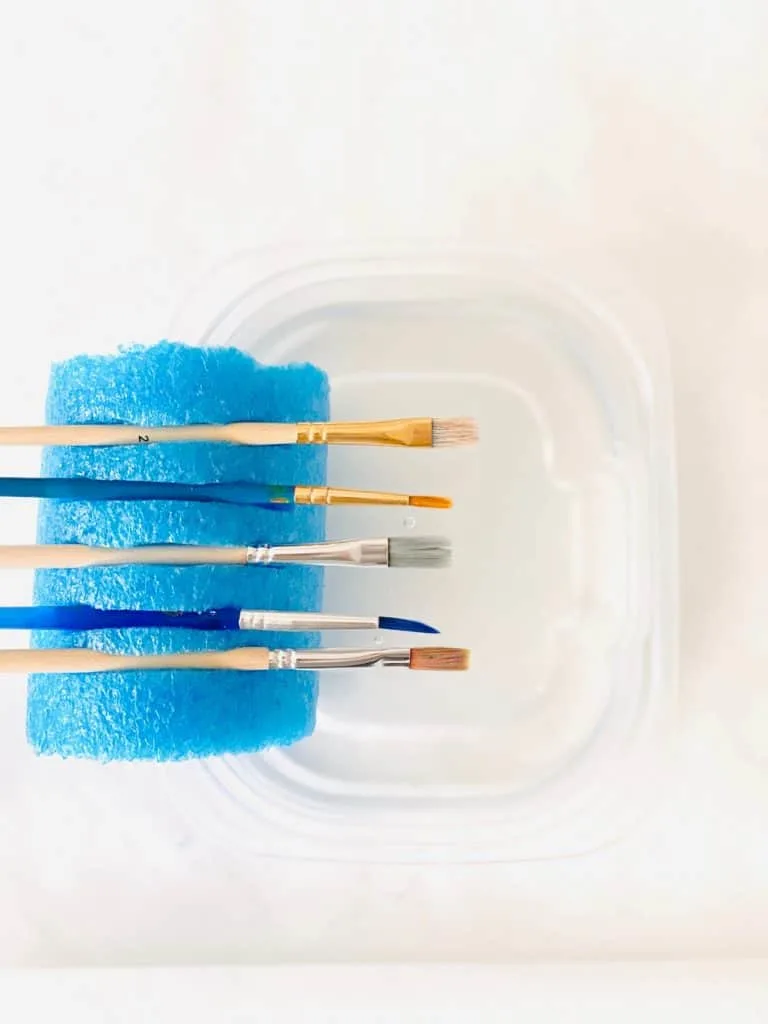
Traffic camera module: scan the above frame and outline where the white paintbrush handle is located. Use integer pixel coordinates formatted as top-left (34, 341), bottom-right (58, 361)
top-left (0, 646), bottom-right (271, 673)
top-left (0, 544), bottom-right (248, 569)
top-left (0, 423), bottom-right (299, 446)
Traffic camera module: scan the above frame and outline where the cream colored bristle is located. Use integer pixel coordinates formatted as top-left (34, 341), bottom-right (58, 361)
top-left (431, 417), bottom-right (478, 447)
top-left (408, 647), bottom-right (470, 671)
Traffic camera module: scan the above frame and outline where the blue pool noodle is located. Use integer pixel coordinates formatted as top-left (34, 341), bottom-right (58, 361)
top-left (26, 342), bottom-right (329, 761)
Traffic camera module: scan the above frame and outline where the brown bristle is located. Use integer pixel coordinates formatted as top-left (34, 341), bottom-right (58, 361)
top-left (409, 647), bottom-right (470, 671)
top-left (431, 417), bottom-right (479, 447)
top-left (409, 495), bottom-right (453, 509)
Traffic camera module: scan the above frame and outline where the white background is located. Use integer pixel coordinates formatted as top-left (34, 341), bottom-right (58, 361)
top-left (2, 0), bottom-right (768, 1018)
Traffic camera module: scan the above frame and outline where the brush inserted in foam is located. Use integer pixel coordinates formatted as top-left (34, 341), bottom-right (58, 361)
top-left (408, 647), bottom-right (471, 672)
top-left (0, 477), bottom-right (453, 510)
top-left (9, 645), bottom-right (471, 673)
top-left (387, 536), bottom-right (452, 569)
top-left (431, 417), bottom-right (478, 448)
top-left (0, 415), bottom-right (478, 449)
top-left (0, 604), bottom-right (438, 634)
top-left (0, 535), bottom-right (453, 569)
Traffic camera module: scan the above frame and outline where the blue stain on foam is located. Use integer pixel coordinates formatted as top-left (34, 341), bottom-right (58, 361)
top-left (26, 342), bottom-right (329, 761)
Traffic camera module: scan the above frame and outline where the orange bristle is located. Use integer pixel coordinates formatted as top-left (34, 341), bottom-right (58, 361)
top-left (409, 495), bottom-right (453, 509)
top-left (408, 647), bottom-right (470, 671)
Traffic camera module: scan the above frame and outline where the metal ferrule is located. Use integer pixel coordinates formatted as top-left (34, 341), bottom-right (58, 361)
top-left (292, 486), bottom-right (411, 507)
top-left (268, 647), bottom-right (411, 670)
top-left (238, 611), bottom-right (379, 631)
top-left (296, 418), bottom-right (433, 448)
top-left (245, 538), bottom-right (389, 567)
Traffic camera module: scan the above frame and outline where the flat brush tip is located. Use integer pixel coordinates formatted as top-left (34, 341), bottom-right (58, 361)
top-left (431, 417), bottom-right (478, 447)
top-left (378, 616), bottom-right (440, 635)
top-left (409, 647), bottom-right (471, 671)
top-left (387, 536), bottom-right (452, 569)
top-left (409, 495), bottom-right (452, 509)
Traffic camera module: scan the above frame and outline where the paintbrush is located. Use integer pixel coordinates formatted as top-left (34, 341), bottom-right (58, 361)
top-left (0, 535), bottom-right (451, 569)
top-left (0, 477), bottom-right (451, 509)
top-left (0, 417), bottom-right (477, 449)
top-left (0, 605), bottom-right (438, 634)
top-left (4, 645), bottom-right (469, 673)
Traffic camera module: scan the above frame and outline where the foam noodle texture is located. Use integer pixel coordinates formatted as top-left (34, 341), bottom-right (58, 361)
top-left (26, 342), bottom-right (329, 760)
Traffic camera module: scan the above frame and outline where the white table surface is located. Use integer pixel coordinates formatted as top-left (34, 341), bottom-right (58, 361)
top-left (2, 0), bottom-right (768, 1018)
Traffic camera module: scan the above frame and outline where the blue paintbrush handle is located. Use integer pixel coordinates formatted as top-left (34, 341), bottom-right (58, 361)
top-left (0, 477), bottom-right (294, 507)
top-left (0, 605), bottom-right (242, 631)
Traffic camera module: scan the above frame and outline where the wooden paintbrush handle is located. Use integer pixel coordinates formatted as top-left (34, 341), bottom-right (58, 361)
top-left (0, 544), bottom-right (248, 569)
top-left (0, 422), bottom-right (299, 447)
top-left (0, 646), bottom-right (272, 673)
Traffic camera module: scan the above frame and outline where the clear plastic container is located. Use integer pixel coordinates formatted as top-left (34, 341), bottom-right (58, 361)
top-left (169, 245), bottom-right (678, 862)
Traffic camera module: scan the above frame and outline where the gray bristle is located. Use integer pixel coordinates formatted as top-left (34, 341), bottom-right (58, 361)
top-left (431, 417), bottom-right (478, 447)
top-left (388, 536), bottom-right (452, 568)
